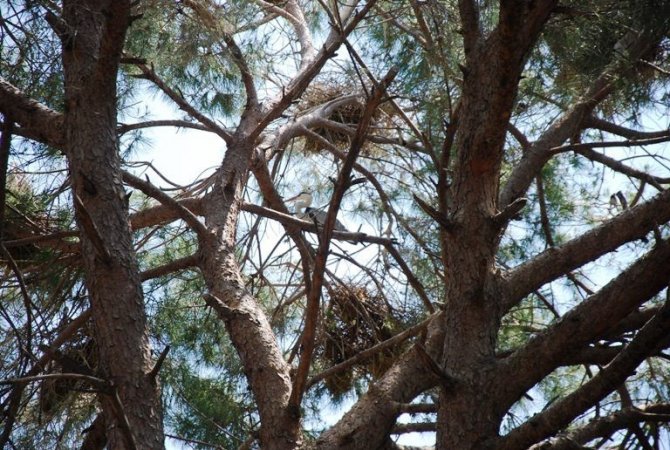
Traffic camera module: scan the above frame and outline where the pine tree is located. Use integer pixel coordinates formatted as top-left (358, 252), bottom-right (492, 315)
top-left (1, 1), bottom-right (670, 449)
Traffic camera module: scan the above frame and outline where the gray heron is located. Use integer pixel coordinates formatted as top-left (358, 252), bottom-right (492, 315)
top-left (285, 191), bottom-right (349, 232)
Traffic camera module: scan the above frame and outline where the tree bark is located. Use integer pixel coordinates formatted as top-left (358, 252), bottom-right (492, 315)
top-left (435, 4), bottom-right (557, 448)
top-left (61, 1), bottom-right (164, 448)
top-left (199, 132), bottom-right (302, 449)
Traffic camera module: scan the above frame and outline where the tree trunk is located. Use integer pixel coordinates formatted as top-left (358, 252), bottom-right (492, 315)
top-left (435, 4), bottom-right (556, 447)
top-left (61, 1), bottom-right (164, 448)
top-left (199, 136), bottom-right (303, 449)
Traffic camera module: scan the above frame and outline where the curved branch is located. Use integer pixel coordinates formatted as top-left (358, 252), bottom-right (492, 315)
top-left (271, 93), bottom-right (361, 149)
top-left (572, 147), bottom-right (670, 190)
top-left (585, 115), bottom-right (670, 140)
top-left (130, 62), bottom-right (233, 144)
top-left (117, 120), bottom-right (212, 134)
top-left (253, 0), bottom-right (315, 66)
top-left (221, 33), bottom-right (259, 111)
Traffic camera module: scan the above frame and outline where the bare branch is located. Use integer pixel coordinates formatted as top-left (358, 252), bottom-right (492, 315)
top-left (537, 403), bottom-right (670, 450)
top-left (243, 203), bottom-right (386, 245)
top-left (392, 421), bottom-right (436, 434)
top-left (572, 147), bottom-right (670, 190)
top-left (289, 66), bottom-right (399, 409)
top-left (221, 33), bottom-right (259, 111)
top-left (586, 116), bottom-right (670, 140)
top-left (130, 61), bottom-right (233, 144)
top-left (122, 171), bottom-right (208, 239)
top-left (497, 240), bottom-right (670, 417)
top-left (501, 28), bottom-right (668, 207)
top-left (129, 198), bottom-right (203, 230)
top-left (140, 255), bottom-right (199, 281)
top-left (499, 291), bottom-right (670, 450)
top-left (0, 76), bottom-right (64, 148)
top-left (254, 0), bottom-right (380, 137)
top-left (504, 188), bottom-right (670, 307)
top-left (0, 373), bottom-right (110, 390)
top-left (117, 120), bottom-right (212, 134)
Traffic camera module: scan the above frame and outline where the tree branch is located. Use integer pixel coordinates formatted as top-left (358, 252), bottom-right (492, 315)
top-left (501, 27), bottom-right (669, 208)
top-left (117, 120), bottom-right (212, 134)
top-left (457, 0), bottom-right (480, 57)
top-left (499, 289), bottom-right (670, 450)
top-left (316, 315), bottom-right (444, 449)
top-left (140, 255), bottom-right (199, 281)
top-left (122, 171), bottom-right (208, 239)
top-left (130, 61), bottom-right (233, 144)
top-left (289, 66), bottom-right (398, 409)
top-left (504, 188), bottom-right (670, 307)
top-left (0, 77), bottom-right (64, 148)
top-left (585, 116), bottom-right (670, 140)
top-left (497, 240), bottom-right (670, 416)
top-left (253, 0), bottom-right (380, 138)
top-left (307, 315), bottom-right (434, 388)
top-left (571, 147), bottom-right (670, 190)
top-left (536, 403), bottom-right (670, 450)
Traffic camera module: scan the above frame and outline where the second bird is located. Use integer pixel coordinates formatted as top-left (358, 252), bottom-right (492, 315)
top-left (286, 191), bottom-right (349, 232)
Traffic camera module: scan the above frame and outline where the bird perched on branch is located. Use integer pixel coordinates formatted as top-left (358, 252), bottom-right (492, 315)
top-left (285, 191), bottom-right (349, 232)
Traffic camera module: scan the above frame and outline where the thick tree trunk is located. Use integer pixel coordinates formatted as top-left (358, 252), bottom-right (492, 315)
top-left (435, 4), bottom-right (557, 447)
top-left (61, 1), bottom-right (164, 448)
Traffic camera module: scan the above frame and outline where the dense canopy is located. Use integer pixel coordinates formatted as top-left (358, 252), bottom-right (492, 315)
top-left (1, 1), bottom-right (670, 449)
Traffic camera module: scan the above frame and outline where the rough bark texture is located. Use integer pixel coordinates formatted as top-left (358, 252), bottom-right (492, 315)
top-left (433, 3), bottom-right (558, 448)
top-left (2, 1), bottom-right (670, 449)
top-left (200, 126), bottom-right (302, 448)
top-left (61, 1), bottom-right (164, 448)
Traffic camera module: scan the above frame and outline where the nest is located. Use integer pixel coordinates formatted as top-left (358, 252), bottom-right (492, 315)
top-left (318, 285), bottom-right (404, 396)
top-left (39, 331), bottom-right (99, 416)
top-left (298, 82), bottom-right (396, 156)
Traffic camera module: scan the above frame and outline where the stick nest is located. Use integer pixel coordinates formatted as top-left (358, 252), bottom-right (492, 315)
top-left (317, 285), bottom-right (406, 396)
top-left (298, 82), bottom-right (396, 156)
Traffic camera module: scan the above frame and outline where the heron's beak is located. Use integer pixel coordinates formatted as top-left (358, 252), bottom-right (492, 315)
top-left (284, 193), bottom-right (303, 202)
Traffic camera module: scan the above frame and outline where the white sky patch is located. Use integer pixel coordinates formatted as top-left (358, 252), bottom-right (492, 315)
top-left (122, 92), bottom-right (226, 187)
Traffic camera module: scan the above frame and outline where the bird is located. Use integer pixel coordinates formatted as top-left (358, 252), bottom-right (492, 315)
top-left (285, 191), bottom-right (349, 232)
top-left (609, 191), bottom-right (628, 210)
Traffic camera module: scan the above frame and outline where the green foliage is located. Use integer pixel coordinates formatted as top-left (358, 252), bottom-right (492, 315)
top-left (539, 0), bottom-right (670, 114)
top-left (166, 366), bottom-right (250, 449)
top-left (0, 2), bottom-right (63, 109)
top-left (2, 0), bottom-right (670, 447)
